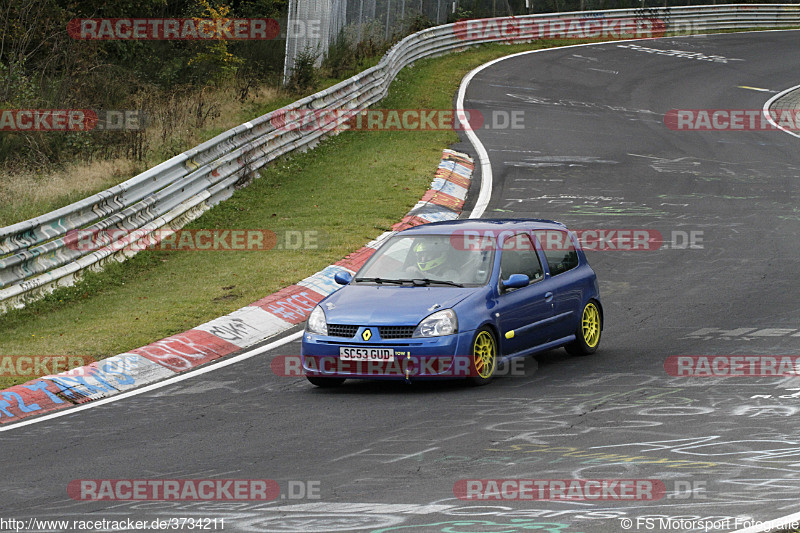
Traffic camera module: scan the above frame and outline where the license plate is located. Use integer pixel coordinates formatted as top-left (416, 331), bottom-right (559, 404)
top-left (340, 347), bottom-right (395, 361)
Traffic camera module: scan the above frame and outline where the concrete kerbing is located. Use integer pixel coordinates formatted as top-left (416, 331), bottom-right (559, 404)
top-left (764, 82), bottom-right (800, 139)
top-left (0, 149), bottom-right (474, 425)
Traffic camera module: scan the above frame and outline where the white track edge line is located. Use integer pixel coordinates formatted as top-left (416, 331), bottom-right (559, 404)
top-left (5, 28), bottom-right (797, 435)
top-left (454, 30), bottom-right (800, 533)
top-left (763, 82), bottom-right (800, 139)
top-left (459, 39), bottom-right (666, 219)
top-left (0, 331), bottom-right (304, 433)
top-left (458, 29), bottom-right (800, 219)
top-left (730, 78), bottom-right (800, 533)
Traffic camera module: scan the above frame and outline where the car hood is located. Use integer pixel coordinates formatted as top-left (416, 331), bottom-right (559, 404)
top-left (321, 285), bottom-right (477, 325)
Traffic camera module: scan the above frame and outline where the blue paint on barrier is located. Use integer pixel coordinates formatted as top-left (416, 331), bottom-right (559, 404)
top-left (48, 374), bottom-right (117, 400)
top-left (0, 391), bottom-right (40, 413)
top-left (23, 381), bottom-right (65, 404)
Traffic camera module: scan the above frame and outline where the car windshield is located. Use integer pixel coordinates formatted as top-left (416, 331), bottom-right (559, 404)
top-left (355, 234), bottom-right (495, 287)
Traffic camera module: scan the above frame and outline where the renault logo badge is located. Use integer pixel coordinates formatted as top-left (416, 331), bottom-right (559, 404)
top-left (362, 328), bottom-right (372, 341)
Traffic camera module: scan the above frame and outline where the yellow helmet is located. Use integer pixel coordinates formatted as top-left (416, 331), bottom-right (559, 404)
top-left (413, 240), bottom-right (446, 272)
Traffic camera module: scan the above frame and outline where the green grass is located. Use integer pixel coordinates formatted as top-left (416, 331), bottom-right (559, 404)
top-left (0, 39), bottom-right (576, 389)
top-left (0, 77), bottom-right (372, 229)
top-left (4, 26), bottom-right (784, 387)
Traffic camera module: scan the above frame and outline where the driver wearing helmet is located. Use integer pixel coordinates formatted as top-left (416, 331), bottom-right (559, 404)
top-left (406, 238), bottom-right (458, 279)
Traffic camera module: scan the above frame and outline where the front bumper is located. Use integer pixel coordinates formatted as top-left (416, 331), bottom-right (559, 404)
top-left (300, 329), bottom-right (477, 379)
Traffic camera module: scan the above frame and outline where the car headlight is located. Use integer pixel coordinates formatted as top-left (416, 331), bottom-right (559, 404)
top-left (307, 305), bottom-right (328, 335)
top-left (413, 309), bottom-right (458, 337)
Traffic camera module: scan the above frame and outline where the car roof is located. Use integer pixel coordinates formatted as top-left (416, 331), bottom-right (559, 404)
top-left (398, 218), bottom-right (568, 234)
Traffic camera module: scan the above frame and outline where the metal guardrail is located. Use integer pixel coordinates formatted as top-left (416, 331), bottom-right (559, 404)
top-left (1, 4), bottom-right (799, 313)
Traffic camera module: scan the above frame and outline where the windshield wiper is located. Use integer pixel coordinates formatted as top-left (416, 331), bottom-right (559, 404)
top-left (354, 277), bottom-right (406, 284)
top-left (411, 278), bottom-right (464, 287)
top-left (355, 277), bottom-right (464, 287)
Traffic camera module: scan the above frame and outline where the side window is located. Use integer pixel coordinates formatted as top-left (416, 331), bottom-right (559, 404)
top-left (534, 230), bottom-right (579, 276)
top-left (500, 233), bottom-right (544, 282)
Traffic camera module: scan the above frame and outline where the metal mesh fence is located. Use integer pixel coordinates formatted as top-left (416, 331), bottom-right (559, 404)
top-left (283, 0), bottom-right (793, 84)
top-left (283, 0), bottom-right (460, 84)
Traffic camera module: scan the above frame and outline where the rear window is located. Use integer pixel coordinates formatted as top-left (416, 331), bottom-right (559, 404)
top-left (534, 230), bottom-right (579, 276)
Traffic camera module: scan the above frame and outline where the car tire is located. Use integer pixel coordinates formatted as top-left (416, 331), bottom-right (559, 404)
top-left (306, 376), bottom-right (346, 387)
top-left (468, 327), bottom-right (497, 386)
top-left (565, 300), bottom-right (602, 356)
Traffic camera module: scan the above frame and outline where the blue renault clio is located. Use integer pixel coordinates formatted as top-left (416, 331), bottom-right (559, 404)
top-left (301, 219), bottom-right (602, 387)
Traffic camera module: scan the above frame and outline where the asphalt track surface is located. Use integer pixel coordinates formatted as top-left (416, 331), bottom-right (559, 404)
top-left (3, 31), bottom-right (800, 533)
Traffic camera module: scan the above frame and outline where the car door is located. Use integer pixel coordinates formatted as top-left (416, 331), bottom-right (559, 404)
top-left (494, 233), bottom-right (558, 355)
top-left (534, 229), bottom-right (584, 340)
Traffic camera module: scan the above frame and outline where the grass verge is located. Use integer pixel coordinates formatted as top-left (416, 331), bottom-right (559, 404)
top-left (0, 77), bottom-right (353, 228)
top-left (2, 27), bottom-right (780, 387)
top-left (2, 26), bottom-right (795, 227)
top-left (0, 39), bottom-right (582, 389)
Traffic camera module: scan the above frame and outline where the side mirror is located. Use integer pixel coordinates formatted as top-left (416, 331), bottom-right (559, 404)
top-left (501, 273), bottom-right (530, 291)
top-left (334, 271), bottom-right (353, 285)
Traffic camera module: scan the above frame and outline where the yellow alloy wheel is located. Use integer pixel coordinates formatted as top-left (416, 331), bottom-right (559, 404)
top-left (582, 302), bottom-right (601, 348)
top-left (473, 330), bottom-right (496, 379)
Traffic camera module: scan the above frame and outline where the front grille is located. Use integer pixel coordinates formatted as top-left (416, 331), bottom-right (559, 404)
top-left (326, 325), bottom-right (416, 339)
top-left (327, 324), bottom-right (358, 338)
top-left (378, 326), bottom-right (416, 339)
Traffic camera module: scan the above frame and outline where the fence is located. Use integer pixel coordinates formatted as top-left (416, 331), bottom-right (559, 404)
top-left (283, 0), bottom-right (459, 84)
top-left (2, 5), bottom-right (799, 313)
